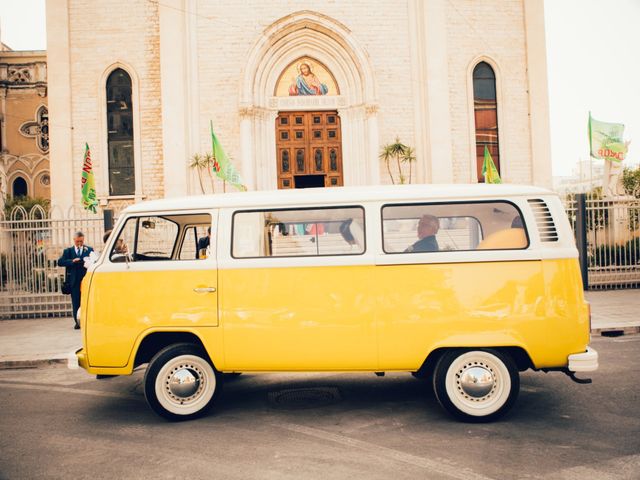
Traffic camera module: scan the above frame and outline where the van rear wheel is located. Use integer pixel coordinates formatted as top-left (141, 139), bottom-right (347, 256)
top-left (433, 349), bottom-right (519, 422)
top-left (144, 343), bottom-right (219, 421)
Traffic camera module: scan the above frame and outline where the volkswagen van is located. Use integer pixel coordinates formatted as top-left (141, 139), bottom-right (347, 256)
top-left (76, 184), bottom-right (598, 422)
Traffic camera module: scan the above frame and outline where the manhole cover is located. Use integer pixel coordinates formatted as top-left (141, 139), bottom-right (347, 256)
top-left (268, 387), bottom-right (341, 410)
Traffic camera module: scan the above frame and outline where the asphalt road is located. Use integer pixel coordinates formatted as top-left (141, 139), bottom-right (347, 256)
top-left (0, 335), bottom-right (639, 480)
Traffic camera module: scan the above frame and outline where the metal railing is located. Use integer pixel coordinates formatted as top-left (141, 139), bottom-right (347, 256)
top-left (1, 195), bottom-right (638, 319)
top-left (0, 205), bottom-right (105, 319)
top-left (564, 194), bottom-right (640, 289)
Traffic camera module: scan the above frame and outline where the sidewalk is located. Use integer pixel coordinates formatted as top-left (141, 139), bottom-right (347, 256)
top-left (0, 317), bottom-right (81, 368)
top-left (585, 290), bottom-right (640, 334)
top-left (0, 290), bottom-right (638, 368)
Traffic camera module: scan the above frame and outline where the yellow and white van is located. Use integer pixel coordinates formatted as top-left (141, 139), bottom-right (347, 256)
top-left (76, 184), bottom-right (597, 422)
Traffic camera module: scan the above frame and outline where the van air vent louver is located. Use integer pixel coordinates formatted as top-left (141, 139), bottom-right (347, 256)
top-left (528, 199), bottom-right (559, 242)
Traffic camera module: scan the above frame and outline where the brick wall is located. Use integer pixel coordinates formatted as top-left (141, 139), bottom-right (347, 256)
top-left (445, 0), bottom-right (532, 184)
top-left (68, 0), bottom-right (163, 203)
top-left (60, 0), bottom-right (537, 201)
top-left (195, 1), bottom-right (417, 186)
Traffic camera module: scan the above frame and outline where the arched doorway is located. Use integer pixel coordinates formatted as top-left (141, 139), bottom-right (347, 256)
top-left (12, 177), bottom-right (28, 197)
top-left (274, 57), bottom-right (343, 189)
top-left (240, 11), bottom-right (379, 190)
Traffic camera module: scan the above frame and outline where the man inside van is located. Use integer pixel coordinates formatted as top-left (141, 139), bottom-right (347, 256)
top-left (405, 214), bottom-right (440, 253)
top-left (197, 227), bottom-right (212, 258)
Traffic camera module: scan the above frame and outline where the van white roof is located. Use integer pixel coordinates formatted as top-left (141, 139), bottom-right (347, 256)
top-left (124, 184), bottom-right (554, 214)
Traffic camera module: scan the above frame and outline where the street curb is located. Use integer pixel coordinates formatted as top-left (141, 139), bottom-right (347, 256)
top-left (592, 326), bottom-right (640, 336)
top-left (0, 357), bottom-right (68, 369)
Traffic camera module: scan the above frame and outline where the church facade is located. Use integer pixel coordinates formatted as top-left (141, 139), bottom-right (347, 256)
top-left (46, 0), bottom-right (552, 212)
top-left (0, 45), bottom-right (50, 207)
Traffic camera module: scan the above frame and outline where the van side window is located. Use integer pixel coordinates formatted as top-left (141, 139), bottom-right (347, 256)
top-left (179, 225), bottom-right (212, 260)
top-left (110, 213), bottom-right (211, 262)
top-left (233, 206), bottom-right (365, 258)
top-left (382, 201), bottom-right (528, 253)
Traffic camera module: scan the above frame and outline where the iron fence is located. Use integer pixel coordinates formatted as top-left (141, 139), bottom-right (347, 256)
top-left (1, 195), bottom-right (639, 319)
top-left (564, 194), bottom-right (640, 289)
top-left (0, 205), bottom-right (105, 319)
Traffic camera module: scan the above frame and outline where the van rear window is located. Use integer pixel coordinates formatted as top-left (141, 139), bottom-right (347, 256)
top-left (382, 201), bottom-right (528, 253)
top-left (232, 206), bottom-right (365, 258)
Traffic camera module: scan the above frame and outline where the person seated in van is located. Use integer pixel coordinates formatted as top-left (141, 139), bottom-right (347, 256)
top-left (405, 214), bottom-right (440, 253)
top-left (197, 227), bottom-right (212, 258)
top-left (114, 238), bottom-right (129, 255)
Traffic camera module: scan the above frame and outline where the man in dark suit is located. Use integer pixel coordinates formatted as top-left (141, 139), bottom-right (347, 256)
top-left (58, 231), bottom-right (94, 329)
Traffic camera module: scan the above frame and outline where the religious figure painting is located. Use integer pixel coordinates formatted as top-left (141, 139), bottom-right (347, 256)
top-left (275, 57), bottom-right (339, 97)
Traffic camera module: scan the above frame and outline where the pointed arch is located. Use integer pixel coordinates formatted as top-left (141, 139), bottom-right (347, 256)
top-left (239, 11), bottom-right (379, 189)
top-left (241, 11), bottom-right (376, 107)
top-left (98, 61), bottom-right (143, 200)
top-left (466, 55), bottom-right (506, 182)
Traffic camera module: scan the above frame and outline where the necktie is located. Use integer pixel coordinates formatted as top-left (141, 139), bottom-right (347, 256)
top-left (76, 247), bottom-right (80, 256)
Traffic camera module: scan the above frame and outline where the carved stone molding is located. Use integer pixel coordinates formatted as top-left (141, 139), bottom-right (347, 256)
top-left (0, 61), bottom-right (47, 87)
top-left (19, 105), bottom-right (49, 153)
top-left (239, 105), bottom-right (274, 120)
top-left (365, 103), bottom-right (379, 117)
top-left (8, 66), bottom-right (31, 83)
top-left (269, 95), bottom-right (346, 111)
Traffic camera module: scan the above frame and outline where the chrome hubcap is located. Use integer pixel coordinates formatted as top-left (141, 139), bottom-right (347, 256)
top-left (165, 365), bottom-right (204, 403)
top-left (456, 363), bottom-right (496, 400)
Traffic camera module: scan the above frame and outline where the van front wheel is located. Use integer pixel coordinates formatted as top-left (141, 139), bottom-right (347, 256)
top-left (433, 349), bottom-right (519, 422)
top-left (144, 343), bottom-right (219, 421)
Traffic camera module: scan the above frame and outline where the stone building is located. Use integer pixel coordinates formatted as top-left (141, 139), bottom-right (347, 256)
top-left (0, 43), bottom-right (50, 209)
top-left (46, 0), bottom-right (552, 211)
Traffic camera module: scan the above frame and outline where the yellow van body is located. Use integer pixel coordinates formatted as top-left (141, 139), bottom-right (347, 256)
top-left (76, 184), bottom-right (596, 422)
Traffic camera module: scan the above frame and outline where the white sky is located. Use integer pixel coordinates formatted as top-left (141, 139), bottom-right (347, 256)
top-left (545, 0), bottom-right (640, 176)
top-left (0, 0), bottom-right (638, 178)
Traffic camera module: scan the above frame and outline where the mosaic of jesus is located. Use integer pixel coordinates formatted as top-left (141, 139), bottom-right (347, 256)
top-left (275, 58), bottom-right (339, 97)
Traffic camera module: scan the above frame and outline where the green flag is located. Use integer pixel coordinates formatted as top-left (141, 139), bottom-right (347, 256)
top-left (588, 113), bottom-right (630, 163)
top-left (482, 145), bottom-right (502, 184)
top-left (210, 121), bottom-right (246, 191)
top-left (81, 143), bottom-right (98, 213)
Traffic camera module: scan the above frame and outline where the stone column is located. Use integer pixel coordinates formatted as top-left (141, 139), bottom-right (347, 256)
top-left (185, 0), bottom-right (200, 196)
top-left (365, 104), bottom-right (381, 185)
top-left (239, 106), bottom-right (255, 191)
top-left (159, 0), bottom-right (189, 198)
top-left (45, 0), bottom-right (74, 213)
top-left (524, 0), bottom-right (552, 188)
top-left (0, 87), bottom-right (7, 156)
top-left (422, 0), bottom-right (453, 183)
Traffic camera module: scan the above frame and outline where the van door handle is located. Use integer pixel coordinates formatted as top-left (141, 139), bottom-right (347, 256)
top-left (193, 287), bottom-right (216, 293)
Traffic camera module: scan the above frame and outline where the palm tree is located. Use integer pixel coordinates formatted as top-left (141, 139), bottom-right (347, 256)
top-left (380, 137), bottom-right (409, 184)
top-left (189, 153), bottom-right (218, 194)
top-left (202, 152), bottom-right (217, 193)
top-left (402, 146), bottom-right (416, 185)
top-left (188, 153), bottom-right (207, 194)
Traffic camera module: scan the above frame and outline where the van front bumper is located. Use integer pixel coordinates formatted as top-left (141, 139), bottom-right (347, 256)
top-left (568, 346), bottom-right (598, 372)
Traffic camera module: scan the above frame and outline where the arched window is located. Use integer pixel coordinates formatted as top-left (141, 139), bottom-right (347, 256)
top-left (12, 176), bottom-right (28, 197)
top-left (106, 68), bottom-right (135, 196)
top-left (473, 62), bottom-right (500, 182)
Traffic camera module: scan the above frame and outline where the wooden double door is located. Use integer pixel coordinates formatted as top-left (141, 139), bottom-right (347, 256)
top-left (276, 111), bottom-right (343, 189)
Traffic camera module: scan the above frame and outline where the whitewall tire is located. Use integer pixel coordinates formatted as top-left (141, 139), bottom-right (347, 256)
top-left (433, 349), bottom-right (519, 422)
top-left (144, 343), bottom-right (219, 421)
